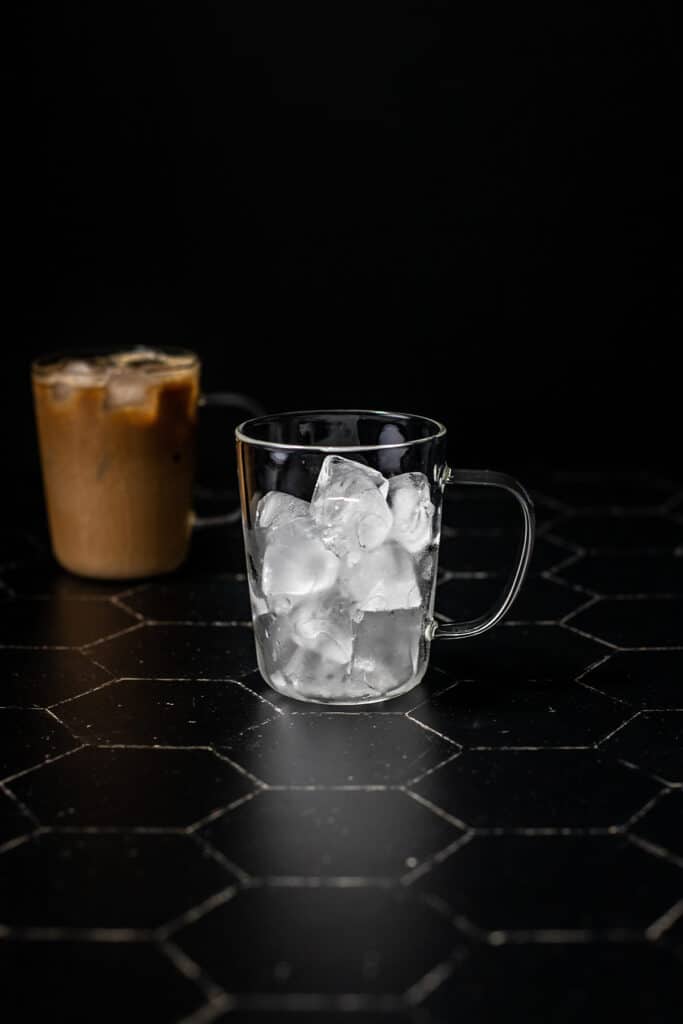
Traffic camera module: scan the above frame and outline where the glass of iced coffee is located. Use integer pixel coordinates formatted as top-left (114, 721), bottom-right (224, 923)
top-left (32, 348), bottom-right (259, 579)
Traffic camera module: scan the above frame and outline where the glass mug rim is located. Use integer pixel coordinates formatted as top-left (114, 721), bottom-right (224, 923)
top-left (31, 345), bottom-right (199, 378)
top-left (236, 408), bottom-right (447, 453)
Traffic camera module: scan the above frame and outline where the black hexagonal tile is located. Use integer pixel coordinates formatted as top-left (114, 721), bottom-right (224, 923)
top-left (425, 943), bottom-right (683, 1024)
top-left (201, 790), bottom-right (461, 879)
top-left (436, 575), bottom-right (587, 625)
top-left (0, 791), bottom-right (33, 848)
top-left (0, 941), bottom-right (203, 1022)
top-left (438, 534), bottom-right (571, 575)
top-left (0, 648), bottom-right (112, 708)
top-left (534, 475), bottom-right (674, 509)
top-left (222, 715), bottom-right (455, 786)
top-left (415, 834), bottom-right (683, 931)
top-left (0, 564), bottom-right (128, 599)
top-left (604, 712), bottom-right (683, 785)
top-left (0, 597), bottom-right (137, 648)
top-left (176, 887), bottom-right (457, 994)
top-left (215, 1015), bottom-right (411, 1024)
top-left (443, 487), bottom-right (520, 530)
top-left (571, 598), bottom-right (683, 648)
top-left (0, 709), bottom-right (76, 780)
top-left (557, 552), bottom-right (683, 595)
top-left (412, 750), bottom-right (659, 828)
top-left (0, 531), bottom-right (41, 567)
top-left (7, 746), bottom-right (255, 827)
top-left (57, 677), bottom-right (277, 746)
top-left (582, 651), bottom-right (683, 708)
top-left (121, 578), bottom-right (252, 623)
top-left (184, 524), bottom-right (247, 574)
top-left (89, 622), bottom-right (256, 678)
top-left (632, 790), bottom-right (683, 861)
top-left (410, 678), bottom-right (628, 748)
top-left (429, 624), bottom-right (606, 683)
top-left (0, 832), bottom-right (232, 928)
top-left (550, 514), bottom-right (683, 552)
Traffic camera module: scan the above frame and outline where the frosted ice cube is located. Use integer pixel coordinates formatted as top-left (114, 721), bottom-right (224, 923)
top-left (63, 359), bottom-right (96, 377)
top-left (311, 455), bottom-right (393, 563)
top-left (255, 491), bottom-right (310, 533)
top-left (282, 645), bottom-right (350, 698)
top-left (105, 371), bottom-right (150, 409)
top-left (388, 473), bottom-right (435, 554)
top-left (342, 542), bottom-right (421, 611)
top-left (289, 591), bottom-right (354, 664)
top-left (352, 608), bottom-right (423, 694)
top-left (261, 518), bottom-right (339, 613)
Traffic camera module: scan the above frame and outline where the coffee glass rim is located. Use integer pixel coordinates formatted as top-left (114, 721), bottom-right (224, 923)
top-left (31, 345), bottom-right (199, 378)
top-left (236, 408), bottom-right (447, 454)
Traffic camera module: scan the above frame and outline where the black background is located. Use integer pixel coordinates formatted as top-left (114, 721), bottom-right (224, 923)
top-left (4, 3), bottom-right (679, 487)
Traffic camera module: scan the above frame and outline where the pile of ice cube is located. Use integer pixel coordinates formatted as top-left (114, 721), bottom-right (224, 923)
top-left (49, 351), bottom-right (181, 408)
top-left (249, 455), bottom-right (436, 700)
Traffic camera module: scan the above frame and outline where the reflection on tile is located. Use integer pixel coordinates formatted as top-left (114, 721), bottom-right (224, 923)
top-left (0, 649), bottom-right (112, 708)
top-left (557, 553), bottom-right (683, 595)
top-left (0, 941), bottom-right (202, 1022)
top-left (604, 711), bottom-right (683, 784)
top-left (1, 565), bottom-right (127, 599)
top-left (632, 790), bottom-right (683, 861)
top-left (222, 715), bottom-right (455, 787)
top-left (0, 598), bottom-right (136, 648)
top-left (0, 791), bottom-right (33, 847)
top-left (436, 575), bottom-right (586, 624)
top-left (410, 678), bottom-right (627, 747)
top-left (0, 833), bottom-right (232, 928)
top-left (412, 750), bottom-right (659, 828)
top-left (426, 944), bottom-right (683, 1023)
top-left (582, 651), bottom-right (683, 708)
top-left (415, 834), bottom-right (683, 931)
top-left (571, 598), bottom-right (683, 648)
top-left (550, 514), bottom-right (683, 552)
top-left (122, 578), bottom-right (252, 623)
top-left (534, 476), bottom-right (674, 509)
top-left (176, 887), bottom-right (457, 994)
top-left (0, 709), bottom-right (76, 780)
top-left (429, 624), bottom-right (605, 682)
top-left (438, 534), bottom-right (570, 575)
top-left (57, 678), bottom-right (276, 746)
top-left (8, 746), bottom-right (255, 827)
top-left (202, 790), bottom-right (461, 878)
top-left (90, 623), bottom-right (256, 678)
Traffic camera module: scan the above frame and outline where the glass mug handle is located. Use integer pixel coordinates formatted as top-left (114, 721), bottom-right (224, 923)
top-left (429, 468), bottom-right (536, 640)
top-left (192, 392), bottom-right (265, 528)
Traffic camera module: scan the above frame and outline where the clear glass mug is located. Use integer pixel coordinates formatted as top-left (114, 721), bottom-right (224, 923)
top-left (32, 346), bottom-right (263, 580)
top-left (236, 409), bottom-right (535, 706)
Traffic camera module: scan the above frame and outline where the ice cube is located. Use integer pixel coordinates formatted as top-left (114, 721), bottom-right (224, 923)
top-left (261, 518), bottom-right (339, 613)
top-left (341, 542), bottom-right (421, 611)
top-left (311, 455), bottom-right (393, 563)
top-left (282, 645), bottom-right (350, 698)
top-left (352, 608), bottom-right (424, 694)
top-left (255, 491), bottom-right (310, 533)
top-left (289, 590), bottom-right (354, 664)
top-left (63, 359), bottom-right (96, 377)
top-left (105, 371), bottom-right (151, 409)
top-left (388, 473), bottom-right (435, 555)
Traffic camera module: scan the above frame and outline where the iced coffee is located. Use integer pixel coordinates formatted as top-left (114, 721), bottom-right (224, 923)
top-left (32, 349), bottom-right (200, 579)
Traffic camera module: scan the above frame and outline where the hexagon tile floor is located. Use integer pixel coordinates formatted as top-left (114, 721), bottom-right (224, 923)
top-left (2, 470), bottom-right (683, 1022)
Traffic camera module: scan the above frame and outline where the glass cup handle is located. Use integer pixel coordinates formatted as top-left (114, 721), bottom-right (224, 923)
top-left (429, 468), bottom-right (536, 640)
top-left (192, 392), bottom-right (266, 528)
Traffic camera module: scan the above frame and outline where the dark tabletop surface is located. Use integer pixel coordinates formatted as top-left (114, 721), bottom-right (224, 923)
top-left (2, 470), bottom-right (683, 1023)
